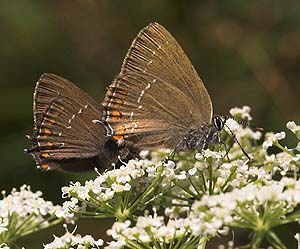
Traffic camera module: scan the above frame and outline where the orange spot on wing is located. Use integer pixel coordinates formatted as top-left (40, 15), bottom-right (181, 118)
top-left (112, 110), bottom-right (121, 117)
top-left (115, 125), bottom-right (125, 134)
top-left (113, 135), bottom-right (124, 141)
top-left (48, 119), bottom-right (56, 124)
top-left (113, 125), bottom-right (126, 141)
top-left (52, 111), bottom-right (60, 117)
top-left (43, 128), bottom-right (52, 135)
top-left (111, 110), bottom-right (122, 121)
top-left (114, 99), bottom-right (124, 107)
top-left (41, 152), bottom-right (50, 158)
top-left (47, 142), bottom-right (53, 147)
top-left (40, 164), bottom-right (50, 170)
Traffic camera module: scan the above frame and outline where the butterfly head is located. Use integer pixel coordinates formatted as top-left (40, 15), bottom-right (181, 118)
top-left (212, 115), bottom-right (226, 131)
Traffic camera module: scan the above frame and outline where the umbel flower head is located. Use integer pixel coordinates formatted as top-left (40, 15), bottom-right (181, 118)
top-left (3, 107), bottom-right (300, 248)
top-left (60, 108), bottom-right (270, 223)
top-left (57, 107), bottom-right (300, 248)
top-left (0, 185), bottom-right (64, 246)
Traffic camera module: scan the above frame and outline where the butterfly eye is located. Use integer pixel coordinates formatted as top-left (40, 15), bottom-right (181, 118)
top-left (213, 116), bottom-right (224, 131)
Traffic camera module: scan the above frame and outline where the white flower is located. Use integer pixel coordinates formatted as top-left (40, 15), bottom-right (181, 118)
top-left (229, 106), bottom-right (252, 120)
top-left (191, 177), bottom-right (300, 239)
top-left (203, 149), bottom-right (223, 159)
top-left (177, 171), bottom-right (186, 180)
top-left (225, 119), bottom-right (240, 131)
top-left (263, 132), bottom-right (286, 149)
top-left (225, 116), bottom-right (262, 141)
top-left (0, 244), bottom-right (10, 249)
top-left (188, 167), bottom-right (197, 176)
top-left (107, 220), bottom-right (131, 239)
top-left (0, 185), bottom-right (64, 244)
top-left (287, 121), bottom-right (300, 134)
top-left (139, 150), bottom-right (149, 158)
top-left (275, 152), bottom-right (300, 175)
top-left (195, 153), bottom-right (204, 160)
top-left (107, 215), bottom-right (197, 247)
top-left (265, 154), bottom-right (276, 163)
top-left (44, 225), bottom-right (103, 249)
top-left (105, 239), bottom-right (126, 249)
top-left (56, 198), bottom-right (80, 223)
top-left (194, 161), bottom-right (208, 170)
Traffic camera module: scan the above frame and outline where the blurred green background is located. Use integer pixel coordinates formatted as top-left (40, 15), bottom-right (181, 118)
top-left (0, 0), bottom-right (300, 247)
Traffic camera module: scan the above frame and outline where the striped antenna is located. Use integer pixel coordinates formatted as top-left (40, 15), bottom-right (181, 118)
top-left (224, 115), bottom-right (264, 131)
top-left (221, 115), bottom-right (264, 160)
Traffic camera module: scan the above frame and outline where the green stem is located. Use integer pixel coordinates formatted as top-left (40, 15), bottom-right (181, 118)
top-left (10, 213), bottom-right (36, 238)
top-left (274, 141), bottom-right (295, 156)
top-left (267, 231), bottom-right (287, 249)
top-left (221, 166), bottom-right (237, 192)
top-left (21, 217), bottom-right (64, 237)
top-left (188, 176), bottom-right (203, 197)
top-left (197, 236), bottom-right (208, 249)
top-left (128, 165), bottom-right (163, 212)
top-left (207, 160), bottom-right (213, 194)
top-left (200, 170), bottom-right (207, 192)
top-left (172, 179), bottom-right (195, 197)
top-left (126, 239), bottom-right (149, 249)
top-left (163, 193), bottom-right (192, 203)
top-left (249, 230), bottom-right (265, 248)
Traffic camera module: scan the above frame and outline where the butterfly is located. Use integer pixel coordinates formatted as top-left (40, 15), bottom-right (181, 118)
top-left (102, 22), bottom-right (237, 157)
top-left (26, 73), bottom-right (136, 171)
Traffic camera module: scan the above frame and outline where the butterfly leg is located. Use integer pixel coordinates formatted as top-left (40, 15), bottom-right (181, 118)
top-left (213, 133), bottom-right (231, 162)
top-left (162, 137), bottom-right (188, 164)
top-left (219, 141), bottom-right (231, 162)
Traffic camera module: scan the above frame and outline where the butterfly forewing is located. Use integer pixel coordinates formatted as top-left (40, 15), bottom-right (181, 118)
top-left (102, 22), bottom-right (213, 149)
top-left (120, 22), bottom-right (213, 122)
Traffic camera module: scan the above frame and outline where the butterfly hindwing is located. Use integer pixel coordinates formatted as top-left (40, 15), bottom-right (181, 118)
top-left (28, 73), bottom-right (111, 171)
top-left (103, 73), bottom-right (195, 148)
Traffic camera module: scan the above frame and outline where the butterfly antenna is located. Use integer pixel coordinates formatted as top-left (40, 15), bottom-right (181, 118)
top-left (224, 115), bottom-right (264, 131)
top-left (223, 123), bottom-right (251, 160)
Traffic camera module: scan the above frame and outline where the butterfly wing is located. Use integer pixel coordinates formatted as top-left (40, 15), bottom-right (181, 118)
top-left (102, 23), bottom-right (213, 149)
top-left (27, 73), bottom-right (115, 171)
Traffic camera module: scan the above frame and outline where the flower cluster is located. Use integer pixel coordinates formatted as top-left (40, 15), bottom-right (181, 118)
top-left (44, 225), bottom-right (104, 249)
top-left (59, 108), bottom-right (269, 225)
top-left (192, 176), bottom-right (300, 226)
top-left (101, 108), bottom-right (300, 248)
top-left (4, 107), bottom-right (300, 248)
top-left (0, 185), bottom-right (64, 245)
top-left (227, 106), bottom-right (262, 142)
top-left (106, 210), bottom-right (202, 249)
top-left (60, 159), bottom-right (164, 221)
top-left (106, 176), bottom-right (300, 248)
top-left (263, 131), bottom-right (286, 150)
top-left (260, 120), bottom-right (300, 176)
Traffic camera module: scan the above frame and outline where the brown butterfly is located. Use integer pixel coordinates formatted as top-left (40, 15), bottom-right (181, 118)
top-left (26, 73), bottom-right (136, 171)
top-left (102, 22), bottom-right (233, 156)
